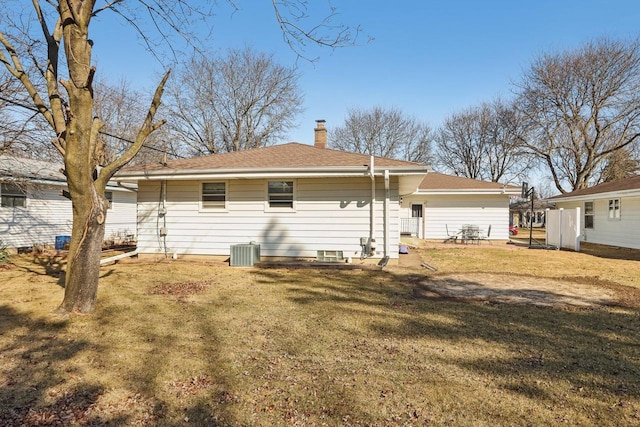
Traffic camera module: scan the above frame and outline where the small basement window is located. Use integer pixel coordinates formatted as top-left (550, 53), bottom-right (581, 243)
top-left (584, 201), bottom-right (594, 229)
top-left (201, 182), bottom-right (226, 210)
top-left (268, 181), bottom-right (294, 209)
top-left (1, 182), bottom-right (26, 208)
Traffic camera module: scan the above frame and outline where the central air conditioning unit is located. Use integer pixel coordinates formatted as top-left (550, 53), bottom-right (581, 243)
top-left (230, 243), bottom-right (261, 267)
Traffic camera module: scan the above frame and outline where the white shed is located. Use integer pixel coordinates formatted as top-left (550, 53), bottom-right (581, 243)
top-left (400, 173), bottom-right (521, 241)
top-left (0, 156), bottom-right (137, 249)
top-left (548, 175), bottom-right (640, 249)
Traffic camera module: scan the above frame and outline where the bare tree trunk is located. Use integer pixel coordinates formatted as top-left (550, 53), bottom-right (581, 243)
top-left (59, 186), bottom-right (107, 313)
top-left (1, 0), bottom-right (356, 315)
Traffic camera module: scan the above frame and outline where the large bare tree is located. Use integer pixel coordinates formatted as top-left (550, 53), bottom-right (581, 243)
top-left (515, 38), bottom-right (640, 193)
top-left (435, 99), bottom-right (528, 182)
top-left (598, 148), bottom-right (639, 183)
top-left (330, 106), bottom-right (433, 163)
top-left (167, 47), bottom-right (304, 155)
top-left (94, 79), bottom-right (180, 165)
top-left (0, 69), bottom-right (47, 156)
top-left (0, 0), bottom-right (359, 315)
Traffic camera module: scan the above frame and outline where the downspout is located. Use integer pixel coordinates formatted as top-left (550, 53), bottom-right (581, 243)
top-left (369, 155), bottom-right (376, 256)
top-left (157, 180), bottom-right (168, 257)
top-left (422, 202), bottom-right (426, 240)
top-left (384, 169), bottom-right (390, 258)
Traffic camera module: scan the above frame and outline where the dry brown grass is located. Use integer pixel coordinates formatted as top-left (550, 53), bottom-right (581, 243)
top-left (1, 244), bottom-right (639, 426)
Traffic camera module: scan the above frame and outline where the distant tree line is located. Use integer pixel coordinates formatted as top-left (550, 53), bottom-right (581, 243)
top-left (328, 37), bottom-right (640, 194)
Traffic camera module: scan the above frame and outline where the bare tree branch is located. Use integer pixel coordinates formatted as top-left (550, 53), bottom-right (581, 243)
top-left (515, 37), bottom-right (640, 192)
top-left (167, 47), bottom-right (304, 155)
top-left (330, 106), bottom-right (433, 163)
top-left (271, 0), bottom-right (367, 61)
top-left (98, 69), bottom-right (169, 185)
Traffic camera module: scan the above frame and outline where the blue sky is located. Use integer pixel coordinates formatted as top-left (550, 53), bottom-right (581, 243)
top-left (90, 0), bottom-right (640, 147)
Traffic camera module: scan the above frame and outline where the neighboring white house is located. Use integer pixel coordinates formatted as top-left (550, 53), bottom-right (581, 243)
top-left (114, 123), bottom-right (429, 262)
top-left (0, 156), bottom-right (137, 249)
top-left (400, 173), bottom-right (521, 240)
top-left (509, 199), bottom-right (556, 228)
top-left (547, 175), bottom-right (640, 249)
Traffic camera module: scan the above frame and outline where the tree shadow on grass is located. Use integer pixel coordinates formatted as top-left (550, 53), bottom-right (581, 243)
top-left (0, 305), bottom-right (130, 425)
top-left (91, 285), bottom-right (237, 426)
top-left (13, 252), bottom-right (67, 287)
top-left (14, 254), bottom-right (117, 288)
top-left (0, 297), bottom-right (236, 426)
top-left (253, 267), bottom-right (640, 421)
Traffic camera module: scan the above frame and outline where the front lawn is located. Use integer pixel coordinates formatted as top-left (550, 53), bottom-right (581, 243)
top-left (1, 245), bottom-right (639, 425)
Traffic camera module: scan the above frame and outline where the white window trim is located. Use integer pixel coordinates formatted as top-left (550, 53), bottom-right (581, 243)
top-left (265, 179), bottom-right (297, 212)
top-left (608, 198), bottom-right (621, 221)
top-left (1, 182), bottom-right (27, 208)
top-left (199, 181), bottom-right (229, 213)
top-left (584, 201), bottom-right (594, 229)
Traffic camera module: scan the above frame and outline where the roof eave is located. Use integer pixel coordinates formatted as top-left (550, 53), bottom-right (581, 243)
top-left (415, 188), bottom-right (521, 196)
top-left (551, 188), bottom-right (640, 202)
top-left (114, 166), bottom-right (429, 181)
top-left (1, 176), bottom-right (135, 192)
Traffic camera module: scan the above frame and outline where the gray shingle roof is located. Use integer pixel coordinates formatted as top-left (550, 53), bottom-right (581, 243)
top-left (0, 155), bottom-right (66, 182)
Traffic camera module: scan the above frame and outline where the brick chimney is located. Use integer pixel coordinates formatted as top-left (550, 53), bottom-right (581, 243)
top-left (314, 119), bottom-right (327, 149)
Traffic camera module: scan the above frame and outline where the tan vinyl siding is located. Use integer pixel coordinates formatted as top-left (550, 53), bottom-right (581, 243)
top-left (136, 177), bottom-right (401, 259)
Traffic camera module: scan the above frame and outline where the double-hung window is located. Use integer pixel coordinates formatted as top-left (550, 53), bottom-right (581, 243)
top-left (584, 201), bottom-right (594, 229)
top-left (608, 198), bottom-right (620, 220)
top-left (1, 182), bottom-right (26, 208)
top-left (268, 181), bottom-right (294, 209)
top-left (201, 182), bottom-right (226, 210)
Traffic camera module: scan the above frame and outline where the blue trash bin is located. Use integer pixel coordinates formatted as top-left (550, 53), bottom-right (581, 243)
top-left (55, 235), bottom-right (71, 250)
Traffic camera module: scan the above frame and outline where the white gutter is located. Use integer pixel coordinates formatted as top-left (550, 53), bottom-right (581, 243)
top-left (3, 177), bottom-right (66, 186)
top-left (2, 177), bottom-right (137, 192)
top-left (384, 169), bottom-right (390, 258)
top-left (415, 189), bottom-right (522, 196)
top-left (115, 166), bottom-right (430, 181)
top-left (117, 171), bottom-right (377, 181)
top-left (550, 189), bottom-right (640, 202)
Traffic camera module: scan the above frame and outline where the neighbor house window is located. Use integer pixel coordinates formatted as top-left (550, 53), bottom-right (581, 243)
top-left (608, 198), bottom-right (620, 220)
top-left (105, 191), bottom-right (113, 209)
top-left (268, 181), bottom-right (294, 209)
top-left (584, 201), bottom-right (594, 229)
top-left (201, 182), bottom-right (226, 210)
top-left (1, 182), bottom-right (26, 208)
